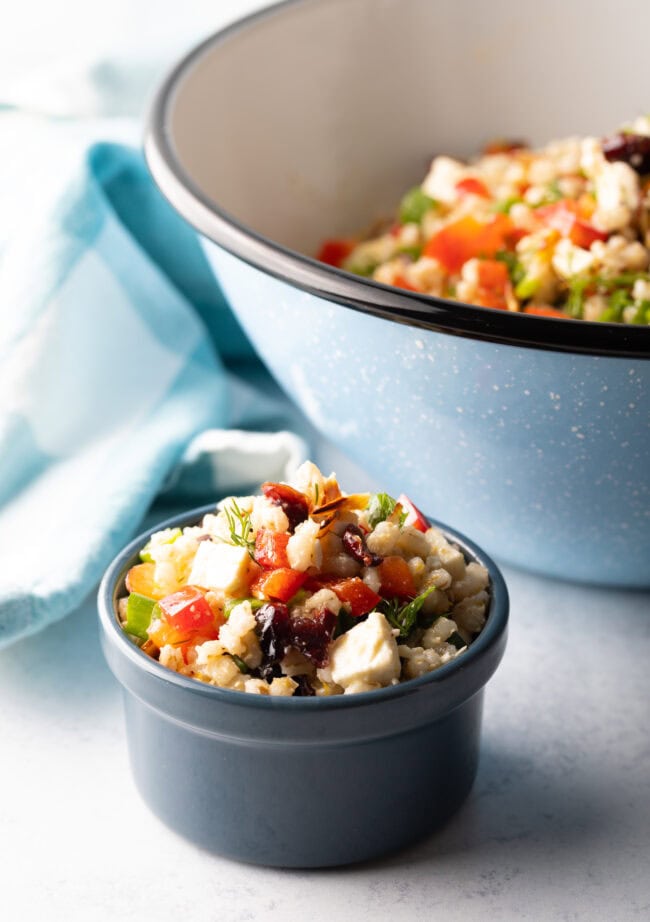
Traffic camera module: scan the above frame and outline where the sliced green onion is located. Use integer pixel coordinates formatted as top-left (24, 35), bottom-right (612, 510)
top-left (515, 276), bottom-right (540, 300)
top-left (399, 186), bottom-right (437, 225)
top-left (224, 597), bottom-right (264, 619)
top-left (123, 593), bottom-right (158, 640)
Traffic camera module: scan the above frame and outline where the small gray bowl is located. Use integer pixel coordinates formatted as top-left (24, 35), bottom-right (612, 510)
top-left (98, 505), bottom-right (508, 867)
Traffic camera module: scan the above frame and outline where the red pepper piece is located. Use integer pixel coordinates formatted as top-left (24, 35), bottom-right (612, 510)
top-left (535, 199), bottom-right (607, 248)
top-left (328, 577), bottom-right (382, 617)
top-left (316, 238), bottom-right (355, 268)
top-left (423, 214), bottom-right (513, 273)
top-left (523, 305), bottom-right (569, 318)
top-left (455, 177), bottom-right (491, 199)
top-left (252, 568), bottom-right (308, 603)
top-left (377, 557), bottom-right (417, 599)
top-left (254, 528), bottom-right (290, 569)
top-left (158, 586), bottom-right (215, 634)
top-left (397, 494), bottom-right (430, 533)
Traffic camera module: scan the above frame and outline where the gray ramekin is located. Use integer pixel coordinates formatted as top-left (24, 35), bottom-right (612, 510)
top-left (98, 505), bottom-right (508, 867)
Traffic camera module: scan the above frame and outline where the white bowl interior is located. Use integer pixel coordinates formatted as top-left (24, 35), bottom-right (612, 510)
top-left (168, 0), bottom-right (650, 255)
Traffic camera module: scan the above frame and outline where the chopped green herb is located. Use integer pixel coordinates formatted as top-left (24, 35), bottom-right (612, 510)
top-left (313, 482), bottom-right (320, 506)
top-left (366, 492), bottom-right (398, 529)
top-left (124, 593), bottom-right (158, 640)
top-left (447, 631), bottom-right (467, 650)
top-left (380, 586), bottom-right (436, 639)
top-left (399, 186), bottom-right (437, 225)
top-left (218, 499), bottom-right (256, 558)
top-left (231, 654), bottom-right (250, 674)
top-left (334, 607), bottom-right (358, 639)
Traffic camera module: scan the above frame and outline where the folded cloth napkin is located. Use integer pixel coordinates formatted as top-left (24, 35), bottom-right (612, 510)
top-left (0, 139), bottom-right (307, 649)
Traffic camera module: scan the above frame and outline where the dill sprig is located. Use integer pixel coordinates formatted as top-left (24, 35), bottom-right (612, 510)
top-left (219, 499), bottom-right (256, 558)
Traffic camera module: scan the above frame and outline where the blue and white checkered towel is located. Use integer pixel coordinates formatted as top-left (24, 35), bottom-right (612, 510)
top-left (0, 136), bottom-right (306, 649)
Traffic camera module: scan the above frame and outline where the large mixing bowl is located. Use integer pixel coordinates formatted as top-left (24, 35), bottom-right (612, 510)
top-left (145, 0), bottom-right (650, 586)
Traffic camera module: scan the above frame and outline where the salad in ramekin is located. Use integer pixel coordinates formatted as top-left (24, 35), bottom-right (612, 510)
top-left (119, 462), bottom-right (489, 696)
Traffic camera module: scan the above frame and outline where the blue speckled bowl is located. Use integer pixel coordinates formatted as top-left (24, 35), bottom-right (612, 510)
top-left (145, 0), bottom-right (650, 586)
top-left (98, 505), bottom-right (508, 868)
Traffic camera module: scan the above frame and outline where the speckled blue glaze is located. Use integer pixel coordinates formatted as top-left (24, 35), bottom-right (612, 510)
top-left (204, 244), bottom-right (649, 587)
top-left (98, 505), bottom-right (508, 868)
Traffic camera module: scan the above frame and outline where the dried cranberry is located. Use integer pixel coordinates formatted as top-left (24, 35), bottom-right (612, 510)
top-left (602, 133), bottom-right (650, 174)
top-left (254, 602), bottom-right (291, 662)
top-left (341, 524), bottom-right (382, 567)
top-left (290, 608), bottom-right (337, 668)
top-left (254, 661), bottom-right (284, 683)
top-left (262, 481), bottom-right (309, 531)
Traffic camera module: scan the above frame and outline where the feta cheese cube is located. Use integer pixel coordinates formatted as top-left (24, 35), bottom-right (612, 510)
top-left (322, 611), bottom-right (400, 692)
top-left (188, 540), bottom-right (253, 595)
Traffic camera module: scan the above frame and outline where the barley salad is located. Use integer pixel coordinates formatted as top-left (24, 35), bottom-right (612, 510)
top-left (119, 462), bottom-right (489, 697)
top-left (318, 115), bottom-right (650, 324)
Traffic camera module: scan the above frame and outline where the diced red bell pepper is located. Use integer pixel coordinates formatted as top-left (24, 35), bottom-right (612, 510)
top-left (393, 273), bottom-right (420, 292)
top-left (328, 578), bottom-right (382, 617)
top-left (397, 494), bottom-right (430, 532)
top-left (254, 528), bottom-right (290, 569)
top-left (535, 199), bottom-right (607, 249)
top-left (455, 177), bottom-right (491, 199)
top-left (158, 586), bottom-right (216, 634)
top-left (252, 568), bottom-right (307, 603)
top-left (378, 557), bottom-right (417, 599)
top-left (476, 259), bottom-right (510, 290)
top-left (523, 305), bottom-right (569, 318)
top-left (316, 238), bottom-right (355, 268)
top-left (423, 214), bottom-right (513, 273)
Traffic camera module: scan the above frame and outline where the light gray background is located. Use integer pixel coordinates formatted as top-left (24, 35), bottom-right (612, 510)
top-left (1, 2), bottom-right (649, 919)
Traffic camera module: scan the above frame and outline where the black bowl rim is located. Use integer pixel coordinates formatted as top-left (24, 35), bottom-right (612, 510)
top-left (98, 503), bottom-right (509, 712)
top-left (144, 0), bottom-right (650, 359)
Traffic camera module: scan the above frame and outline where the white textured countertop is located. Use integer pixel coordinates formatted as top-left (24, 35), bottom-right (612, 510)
top-left (2, 443), bottom-right (649, 922)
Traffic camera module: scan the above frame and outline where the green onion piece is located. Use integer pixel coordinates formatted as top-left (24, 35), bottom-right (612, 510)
top-left (287, 588), bottom-right (310, 607)
top-left (492, 196), bottom-right (522, 214)
top-left (366, 492), bottom-right (398, 529)
top-left (344, 260), bottom-right (378, 278)
top-left (566, 276), bottom-right (590, 318)
top-left (231, 654), bottom-right (250, 674)
top-left (139, 527), bottom-right (182, 563)
top-left (631, 300), bottom-right (650, 324)
top-left (398, 245), bottom-right (423, 261)
top-left (447, 631), bottom-right (467, 650)
top-left (123, 593), bottom-right (158, 640)
top-left (224, 597), bottom-right (264, 619)
top-left (599, 288), bottom-right (633, 323)
top-left (495, 250), bottom-right (525, 285)
top-left (399, 186), bottom-right (437, 225)
top-left (514, 276), bottom-right (540, 300)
